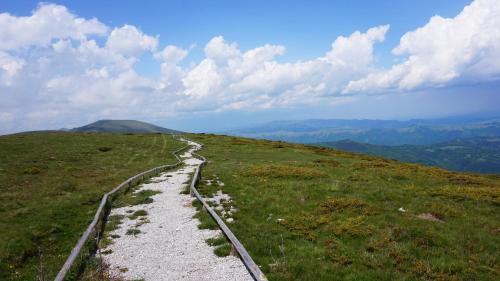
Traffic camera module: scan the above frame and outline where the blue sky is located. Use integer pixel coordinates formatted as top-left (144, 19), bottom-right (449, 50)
top-left (0, 0), bottom-right (499, 133)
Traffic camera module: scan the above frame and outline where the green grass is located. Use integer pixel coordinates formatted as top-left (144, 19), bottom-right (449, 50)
top-left (0, 132), bottom-right (184, 280)
top-left (113, 189), bottom-right (161, 208)
top-left (213, 243), bottom-right (232, 257)
top-left (2, 131), bottom-right (499, 280)
top-left (125, 228), bottom-right (141, 236)
top-left (99, 214), bottom-right (125, 249)
top-left (206, 235), bottom-right (233, 257)
top-left (206, 235), bottom-right (227, 247)
top-left (192, 200), bottom-right (218, 230)
top-left (188, 133), bottom-right (500, 281)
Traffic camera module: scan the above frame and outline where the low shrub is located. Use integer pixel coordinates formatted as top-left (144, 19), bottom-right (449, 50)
top-left (23, 166), bottom-right (41, 175)
top-left (98, 147), bottom-right (113, 152)
top-left (313, 159), bottom-right (340, 167)
top-left (320, 197), bottom-right (370, 213)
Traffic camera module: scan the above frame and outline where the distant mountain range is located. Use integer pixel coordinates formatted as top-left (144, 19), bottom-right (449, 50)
top-left (227, 116), bottom-right (500, 145)
top-left (71, 120), bottom-right (181, 134)
top-left (320, 137), bottom-right (500, 174)
top-left (226, 116), bottom-right (500, 174)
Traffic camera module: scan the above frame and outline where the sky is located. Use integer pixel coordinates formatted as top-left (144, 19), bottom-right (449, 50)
top-left (0, 0), bottom-right (499, 133)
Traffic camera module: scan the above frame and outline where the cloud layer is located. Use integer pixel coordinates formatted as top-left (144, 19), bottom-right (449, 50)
top-left (0, 0), bottom-right (499, 133)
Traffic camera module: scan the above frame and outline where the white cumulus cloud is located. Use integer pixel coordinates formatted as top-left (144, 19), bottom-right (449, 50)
top-left (181, 27), bottom-right (388, 110)
top-left (155, 45), bottom-right (188, 63)
top-left (204, 36), bottom-right (241, 64)
top-left (0, 3), bottom-right (107, 50)
top-left (106, 24), bottom-right (159, 56)
top-left (344, 0), bottom-right (500, 93)
top-left (326, 25), bottom-right (389, 71)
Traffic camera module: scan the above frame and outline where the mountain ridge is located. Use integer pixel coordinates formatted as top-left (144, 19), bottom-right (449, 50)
top-left (226, 116), bottom-right (500, 145)
top-left (71, 120), bottom-right (181, 134)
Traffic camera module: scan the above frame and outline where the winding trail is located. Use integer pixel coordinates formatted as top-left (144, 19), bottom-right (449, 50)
top-left (102, 140), bottom-right (253, 281)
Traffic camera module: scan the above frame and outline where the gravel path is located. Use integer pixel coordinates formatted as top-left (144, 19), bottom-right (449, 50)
top-left (102, 140), bottom-right (253, 281)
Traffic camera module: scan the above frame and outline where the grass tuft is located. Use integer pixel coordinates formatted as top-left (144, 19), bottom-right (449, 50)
top-left (125, 228), bottom-right (141, 236)
top-left (23, 166), bottom-right (42, 175)
top-left (192, 200), bottom-right (218, 230)
top-left (313, 159), bottom-right (340, 167)
top-left (127, 209), bottom-right (148, 220)
top-left (320, 197), bottom-right (371, 213)
top-left (214, 243), bottom-right (232, 257)
top-left (430, 185), bottom-right (499, 203)
top-left (113, 189), bottom-right (161, 207)
top-left (105, 215), bottom-right (125, 232)
top-left (206, 235), bottom-right (227, 247)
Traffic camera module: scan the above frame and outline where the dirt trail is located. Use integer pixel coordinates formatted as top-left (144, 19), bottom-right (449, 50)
top-left (102, 140), bottom-right (253, 281)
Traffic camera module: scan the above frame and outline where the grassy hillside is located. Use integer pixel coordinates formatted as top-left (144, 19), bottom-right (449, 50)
top-left (0, 132), bottom-right (184, 280)
top-left (71, 120), bottom-right (181, 134)
top-left (1, 132), bottom-right (498, 281)
top-left (189, 134), bottom-right (499, 281)
top-left (320, 137), bottom-right (500, 174)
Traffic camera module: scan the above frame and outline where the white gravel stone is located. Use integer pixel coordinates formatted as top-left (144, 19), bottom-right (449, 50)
top-left (102, 142), bottom-right (253, 281)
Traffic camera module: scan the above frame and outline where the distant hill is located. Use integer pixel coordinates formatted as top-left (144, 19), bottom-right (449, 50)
top-left (226, 116), bottom-right (500, 145)
top-left (71, 120), bottom-right (181, 134)
top-left (320, 137), bottom-right (500, 174)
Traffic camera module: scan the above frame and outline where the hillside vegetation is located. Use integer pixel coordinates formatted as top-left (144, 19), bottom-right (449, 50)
top-left (0, 132), bottom-right (185, 280)
top-left (1, 132), bottom-right (498, 281)
top-left (189, 134), bottom-right (499, 281)
top-left (321, 137), bottom-right (500, 174)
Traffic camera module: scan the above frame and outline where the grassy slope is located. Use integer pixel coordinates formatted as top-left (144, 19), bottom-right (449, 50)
top-left (189, 134), bottom-right (499, 281)
top-left (0, 132), bottom-right (184, 280)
